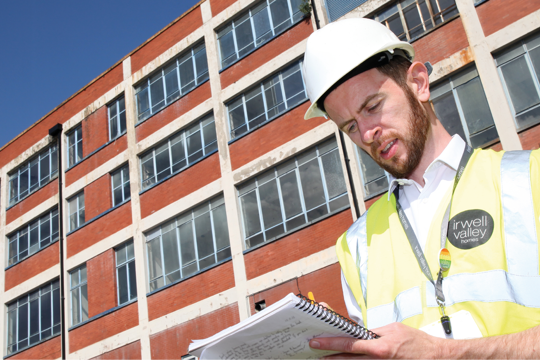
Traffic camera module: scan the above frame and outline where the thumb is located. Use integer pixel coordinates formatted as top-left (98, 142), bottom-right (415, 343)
top-left (309, 337), bottom-right (360, 353)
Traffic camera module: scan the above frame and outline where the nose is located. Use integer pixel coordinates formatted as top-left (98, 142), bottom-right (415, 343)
top-left (360, 117), bottom-right (382, 145)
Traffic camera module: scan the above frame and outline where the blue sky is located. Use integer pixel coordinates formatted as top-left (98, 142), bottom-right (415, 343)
top-left (0, 0), bottom-right (200, 149)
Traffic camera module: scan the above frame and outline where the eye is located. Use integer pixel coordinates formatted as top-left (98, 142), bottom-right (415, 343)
top-left (367, 102), bottom-right (381, 113)
top-left (347, 121), bottom-right (358, 134)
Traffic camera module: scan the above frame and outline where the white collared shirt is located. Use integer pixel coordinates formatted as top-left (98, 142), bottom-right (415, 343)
top-left (342, 135), bottom-right (467, 324)
top-left (387, 135), bottom-right (466, 250)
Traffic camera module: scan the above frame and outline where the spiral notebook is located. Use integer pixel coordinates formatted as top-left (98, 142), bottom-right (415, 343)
top-left (188, 293), bottom-right (377, 359)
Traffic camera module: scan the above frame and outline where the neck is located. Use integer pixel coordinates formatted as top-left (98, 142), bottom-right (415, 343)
top-left (407, 114), bottom-right (452, 186)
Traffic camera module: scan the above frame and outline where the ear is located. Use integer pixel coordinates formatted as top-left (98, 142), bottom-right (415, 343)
top-left (407, 62), bottom-right (431, 102)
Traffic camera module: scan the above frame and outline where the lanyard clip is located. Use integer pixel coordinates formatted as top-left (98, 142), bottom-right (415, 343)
top-left (437, 299), bottom-right (452, 335)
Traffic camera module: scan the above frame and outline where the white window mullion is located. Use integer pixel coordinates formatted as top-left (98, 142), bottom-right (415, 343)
top-left (274, 171), bottom-right (288, 231)
top-left (294, 160), bottom-right (309, 221)
top-left (260, 83), bottom-right (270, 121)
top-left (254, 181), bottom-right (267, 241)
top-left (209, 207), bottom-right (219, 263)
top-left (191, 211), bottom-right (201, 272)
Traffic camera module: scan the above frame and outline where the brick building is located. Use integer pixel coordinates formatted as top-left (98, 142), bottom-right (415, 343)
top-left (1, 0), bottom-right (540, 358)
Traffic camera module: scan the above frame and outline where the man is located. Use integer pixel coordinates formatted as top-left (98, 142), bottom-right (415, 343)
top-left (302, 18), bottom-right (540, 358)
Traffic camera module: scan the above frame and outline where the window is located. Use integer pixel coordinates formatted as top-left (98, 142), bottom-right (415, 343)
top-left (226, 60), bottom-right (307, 139)
top-left (431, 66), bottom-right (498, 148)
top-left (111, 165), bottom-right (130, 207)
top-left (70, 265), bottom-right (88, 326)
top-left (8, 145), bottom-right (58, 206)
top-left (7, 208), bottom-right (59, 266)
top-left (356, 148), bottom-right (389, 199)
top-left (373, 0), bottom-right (458, 41)
top-left (145, 196), bottom-right (231, 291)
top-left (238, 138), bottom-right (349, 249)
top-left (140, 113), bottom-right (218, 190)
top-left (115, 241), bottom-right (137, 305)
top-left (6, 280), bottom-right (61, 355)
top-left (67, 126), bottom-right (83, 168)
top-left (135, 43), bottom-right (209, 123)
top-left (68, 192), bottom-right (85, 232)
top-left (108, 96), bottom-right (126, 140)
top-left (495, 32), bottom-right (540, 131)
top-left (217, 0), bottom-right (303, 68)
top-left (324, 0), bottom-right (368, 22)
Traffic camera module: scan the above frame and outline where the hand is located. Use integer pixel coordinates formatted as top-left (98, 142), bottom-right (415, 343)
top-left (309, 322), bottom-right (443, 359)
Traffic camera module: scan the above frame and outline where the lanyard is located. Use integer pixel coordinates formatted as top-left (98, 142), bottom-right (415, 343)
top-left (393, 144), bottom-right (472, 333)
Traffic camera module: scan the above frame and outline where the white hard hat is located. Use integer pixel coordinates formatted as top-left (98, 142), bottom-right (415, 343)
top-left (303, 18), bottom-right (415, 119)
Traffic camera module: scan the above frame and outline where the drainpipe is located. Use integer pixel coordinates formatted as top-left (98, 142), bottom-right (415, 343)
top-left (49, 123), bottom-right (66, 359)
top-left (308, 1), bottom-right (362, 219)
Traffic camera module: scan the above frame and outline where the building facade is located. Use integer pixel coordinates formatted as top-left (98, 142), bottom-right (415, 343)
top-left (1, 0), bottom-right (540, 358)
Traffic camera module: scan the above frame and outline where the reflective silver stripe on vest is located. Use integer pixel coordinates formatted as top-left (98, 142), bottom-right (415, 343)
top-left (347, 212), bottom-right (368, 304)
top-left (426, 270), bottom-right (540, 308)
top-left (501, 151), bottom-right (538, 276)
top-left (367, 287), bottom-right (423, 328)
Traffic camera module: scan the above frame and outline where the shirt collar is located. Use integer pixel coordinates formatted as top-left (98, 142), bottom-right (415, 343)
top-left (386, 135), bottom-right (467, 199)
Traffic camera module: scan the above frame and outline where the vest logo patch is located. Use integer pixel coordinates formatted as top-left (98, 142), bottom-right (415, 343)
top-left (447, 210), bottom-right (494, 249)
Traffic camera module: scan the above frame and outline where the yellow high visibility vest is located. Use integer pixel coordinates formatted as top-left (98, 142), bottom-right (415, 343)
top-left (337, 149), bottom-right (540, 336)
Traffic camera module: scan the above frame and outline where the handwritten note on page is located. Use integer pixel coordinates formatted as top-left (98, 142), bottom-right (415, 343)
top-left (189, 293), bottom-right (362, 360)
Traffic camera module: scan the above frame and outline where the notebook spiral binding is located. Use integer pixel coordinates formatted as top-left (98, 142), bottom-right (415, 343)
top-left (295, 294), bottom-right (379, 340)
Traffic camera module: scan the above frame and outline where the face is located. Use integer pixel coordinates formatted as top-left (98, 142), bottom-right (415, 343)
top-left (323, 68), bottom-right (430, 179)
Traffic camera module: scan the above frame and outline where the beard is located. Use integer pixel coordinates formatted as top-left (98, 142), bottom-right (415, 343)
top-left (369, 86), bottom-right (430, 179)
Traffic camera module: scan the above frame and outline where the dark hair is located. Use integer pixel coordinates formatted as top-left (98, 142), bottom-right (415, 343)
top-left (318, 53), bottom-right (412, 113)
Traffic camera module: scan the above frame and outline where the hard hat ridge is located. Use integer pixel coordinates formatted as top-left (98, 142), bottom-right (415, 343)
top-left (303, 18), bottom-right (415, 119)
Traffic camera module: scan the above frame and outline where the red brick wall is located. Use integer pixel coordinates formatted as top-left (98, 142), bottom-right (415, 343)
top-left (69, 302), bottom-right (139, 353)
top-left (413, 18), bottom-right (470, 65)
top-left (65, 135), bottom-right (127, 186)
top-left (87, 249), bottom-right (117, 318)
top-left (477, 0), bottom-right (540, 37)
top-left (6, 180), bottom-right (58, 225)
top-left (131, 8), bottom-right (203, 74)
top-left (147, 261), bottom-right (235, 321)
top-left (139, 153), bottom-right (221, 219)
top-left (90, 341), bottom-right (141, 360)
top-left (229, 103), bottom-right (327, 170)
top-left (7, 335), bottom-right (61, 360)
top-left (210, 0), bottom-right (236, 16)
top-left (248, 263), bottom-right (348, 318)
top-left (244, 209), bottom-right (353, 280)
top-left (220, 20), bottom-right (314, 89)
top-left (519, 123), bottom-right (540, 150)
top-left (82, 106), bottom-right (109, 157)
top-left (84, 174), bottom-right (112, 220)
top-left (5, 242), bottom-right (59, 291)
top-left (0, 64), bottom-right (122, 169)
top-left (364, 193), bottom-right (384, 211)
top-left (67, 202), bottom-right (132, 257)
top-left (135, 81), bottom-right (211, 142)
top-left (150, 303), bottom-right (240, 359)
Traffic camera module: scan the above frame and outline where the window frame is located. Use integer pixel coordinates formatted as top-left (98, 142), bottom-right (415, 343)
top-left (111, 164), bottom-right (131, 207)
top-left (8, 145), bottom-right (58, 207)
top-left (494, 32), bottom-right (540, 132)
top-left (225, 59), bottom-right (307, 140)
top-left (66, 125), bottom-right (83, 168)
top-left (217, 0), bottom-right (304, 69)
top-left (115, 240), bottom-right (137, 306)
top-left (355, 147), bottom-right (390, 200)
top-left (69, 265), bottom-right (88, 326)
top-left (139, 113), bottom-right (218, 191)
top-left (108, 96), bottom-right (127, 141)
top-left (7, 208), bottom-right (60, 267)
top-left (144, 196), bottom-right (231, 292)
top-left (430, 65), bottom-right (498, 148)
top-left (67, 192), bottom-right (85, 232)
top-left (134, 42), bottom-right (209, 123)
top-left (373, 0), bottom-right (458, 42)
top-left (6, 279), bottom-right (61, 355)
top-left (237, 138), bottom-right (349, 249)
